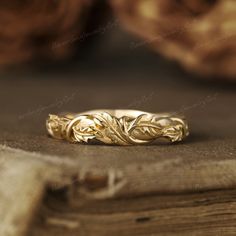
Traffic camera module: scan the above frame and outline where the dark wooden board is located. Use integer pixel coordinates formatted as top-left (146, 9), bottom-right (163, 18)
top-left (0, 65), bottom-right (235, 196)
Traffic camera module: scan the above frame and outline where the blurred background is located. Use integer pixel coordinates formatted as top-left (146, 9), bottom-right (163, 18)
top-left (0, 0), bottom-right (235, 78)
top-left (0, 0), bottom-right (235, 153)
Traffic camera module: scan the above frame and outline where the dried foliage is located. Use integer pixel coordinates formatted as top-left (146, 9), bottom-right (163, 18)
top-left (0, 0), bottom-right (92, 67)
top-left (111, 0), bottom-right (236, 79)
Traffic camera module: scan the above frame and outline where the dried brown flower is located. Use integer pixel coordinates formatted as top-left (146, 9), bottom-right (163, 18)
top-left (0, 0), bottom-right (92, 67)
top-left (111, 0), bottom-right (236, 79)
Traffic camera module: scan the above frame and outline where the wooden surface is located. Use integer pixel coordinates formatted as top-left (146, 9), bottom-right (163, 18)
top-left (0, 67), bottom-right (235, 196)
top-left (31, 189), bottom-right (236, 236)
top-left (0, 28), bottom-right (236, 235)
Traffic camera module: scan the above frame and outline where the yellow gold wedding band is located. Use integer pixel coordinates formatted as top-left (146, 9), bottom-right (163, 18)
top-left (46, 109), bottom-right (189, 145)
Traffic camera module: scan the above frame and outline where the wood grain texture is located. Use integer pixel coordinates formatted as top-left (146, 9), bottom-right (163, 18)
top-left (28, 189), bottom-right (236, 236)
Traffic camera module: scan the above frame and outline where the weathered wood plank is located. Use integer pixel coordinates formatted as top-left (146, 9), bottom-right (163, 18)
top-left (0, 74), bottom-right (235, 197)
top-left (29, 189), bottom-right (236, 236)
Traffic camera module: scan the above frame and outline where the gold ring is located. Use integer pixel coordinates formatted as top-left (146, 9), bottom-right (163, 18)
top-left (46, 109), bottom-right (189, 145)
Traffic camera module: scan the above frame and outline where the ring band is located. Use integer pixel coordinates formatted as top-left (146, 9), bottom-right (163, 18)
top-left (46, 109), bottom-right (189, 145)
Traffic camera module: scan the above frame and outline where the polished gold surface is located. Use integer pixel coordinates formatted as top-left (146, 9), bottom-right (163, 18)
top-left (46, 110), bottom-right (189, 145)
